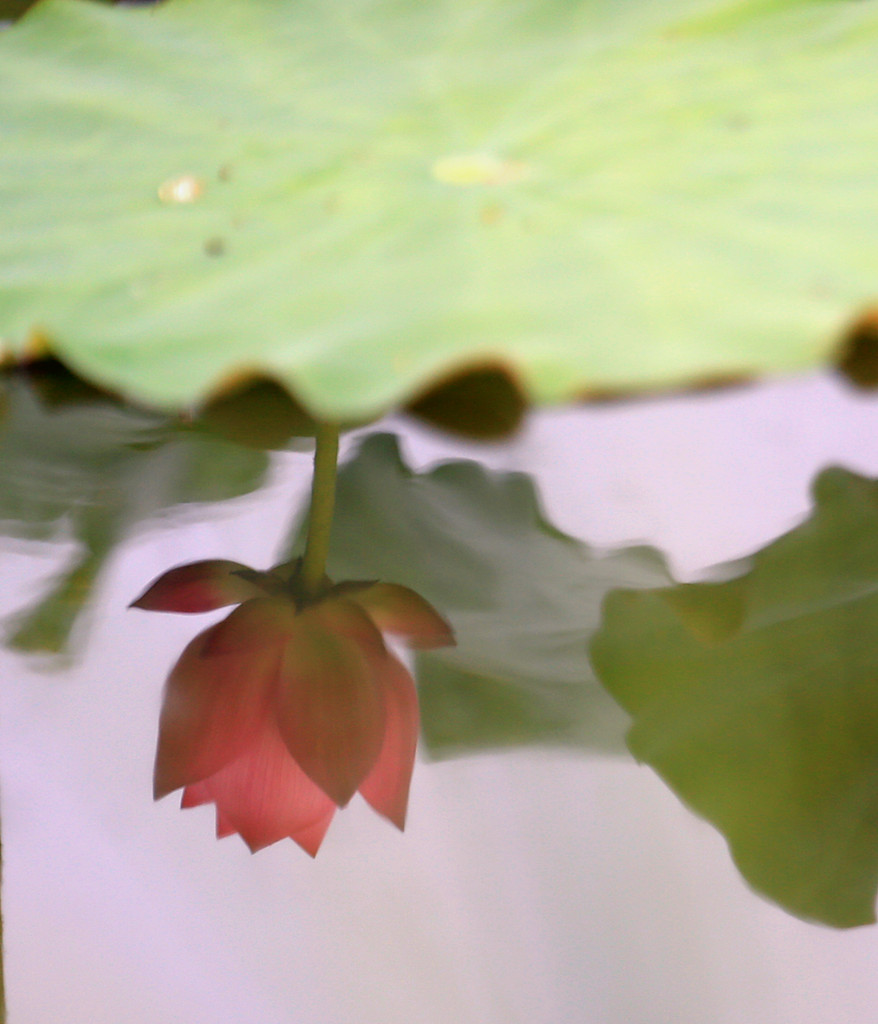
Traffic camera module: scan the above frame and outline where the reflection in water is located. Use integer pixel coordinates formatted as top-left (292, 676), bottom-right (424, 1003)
top-left (3, 378), bottom-right (876, 1024)
top-left (593, 467), bottom-right (878, 927)
top-left (130, 557), bottom-right (452, 853)
top-left (0, 369), bottom-right (268, 654)
top-left (6, 371), bottom-right (878, 923)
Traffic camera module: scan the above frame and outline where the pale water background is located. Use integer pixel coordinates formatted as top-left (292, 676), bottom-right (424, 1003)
top-left (2, 373), bottom-right (878, 1023)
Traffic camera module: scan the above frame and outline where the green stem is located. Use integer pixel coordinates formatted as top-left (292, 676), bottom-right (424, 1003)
top-left (300, 422), bottom-right (340, 598)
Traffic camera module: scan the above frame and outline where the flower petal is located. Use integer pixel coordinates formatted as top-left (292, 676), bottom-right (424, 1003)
top-left (275, 599), bottom-right (388, 807)
top-left (190, 719), bottom-right (337, 853)
top-left (290, 808), bottom-right (336, 858)
top-left (350, 583), bottom-right (455, 648)
top-left (359, 653), bottom-right (419, 830)
top-left (180, 781), bottom-right (211, 808)
top-left (130, 560), bottom-right (268, 613)
top-left (215, 809), bottom-right (237, 839)
top-left (201, 597), bottom-right (298, 656)
top-left (153, 622), bottom-right (278, 799)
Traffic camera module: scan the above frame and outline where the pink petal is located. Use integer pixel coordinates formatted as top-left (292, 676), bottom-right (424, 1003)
top-left (290, 809), bottom-right (336, 857)
top-left (130, 560), bottom-right (267, 613)
top-left (181, 781), bottom-right (211, 808)
top-left (192, 719), bottom-right (336, 853)
top-left (153, 622), bottom-right (279, 799)
top-left (215, 809), bottom-right (237, 839)
top-left (350, 583), bottom-right (455, 649)
top-left (359, 653), bottom-right (420, 830)
top-left (275, 599), bottom-right (388, 807)
top-left (201, 597), bottom-right (298, 656)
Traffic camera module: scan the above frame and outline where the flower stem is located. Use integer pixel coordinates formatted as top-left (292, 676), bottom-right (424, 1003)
top-left (300, 422), bottom-right (340, 598)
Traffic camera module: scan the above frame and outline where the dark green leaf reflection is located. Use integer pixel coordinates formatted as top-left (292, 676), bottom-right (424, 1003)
top-left (591, 467), bottom-right (878, 929)
top-left (0, 0), bottom-right (117, 24)
top-left (0, 0), bottom-right (30, 21)
top-left (286, 433), bottom-right (670, 757)
top-left (0, 370), bottom-right (268, 654)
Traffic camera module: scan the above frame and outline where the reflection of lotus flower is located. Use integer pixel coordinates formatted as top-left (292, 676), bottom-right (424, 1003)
top-left (131, 558), bottom-right (453, 855)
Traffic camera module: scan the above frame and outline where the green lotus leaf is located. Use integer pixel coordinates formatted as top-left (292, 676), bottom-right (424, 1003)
top-left (591, 467), bottom-right (878, 928)
top-left (2, 0), bottom-right (877, 418)
top-left (286, 432), bottom-right (670, 756)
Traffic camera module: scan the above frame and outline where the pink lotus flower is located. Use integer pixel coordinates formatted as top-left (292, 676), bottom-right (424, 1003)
top-left (131, 558), bottom-right (453, 855)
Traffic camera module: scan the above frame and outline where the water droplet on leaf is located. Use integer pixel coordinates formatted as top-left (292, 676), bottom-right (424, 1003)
top-left (158, 175), bottom-right (204, 203)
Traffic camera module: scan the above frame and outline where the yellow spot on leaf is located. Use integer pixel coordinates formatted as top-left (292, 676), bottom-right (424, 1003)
top-left (431, 154), bottom-right (528, 187)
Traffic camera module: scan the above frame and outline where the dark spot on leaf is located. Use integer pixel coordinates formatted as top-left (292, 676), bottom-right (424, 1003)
top-left (724, 113), bottom-right (750, 131)
top-left (204, 237), bottom-right (225, 257)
